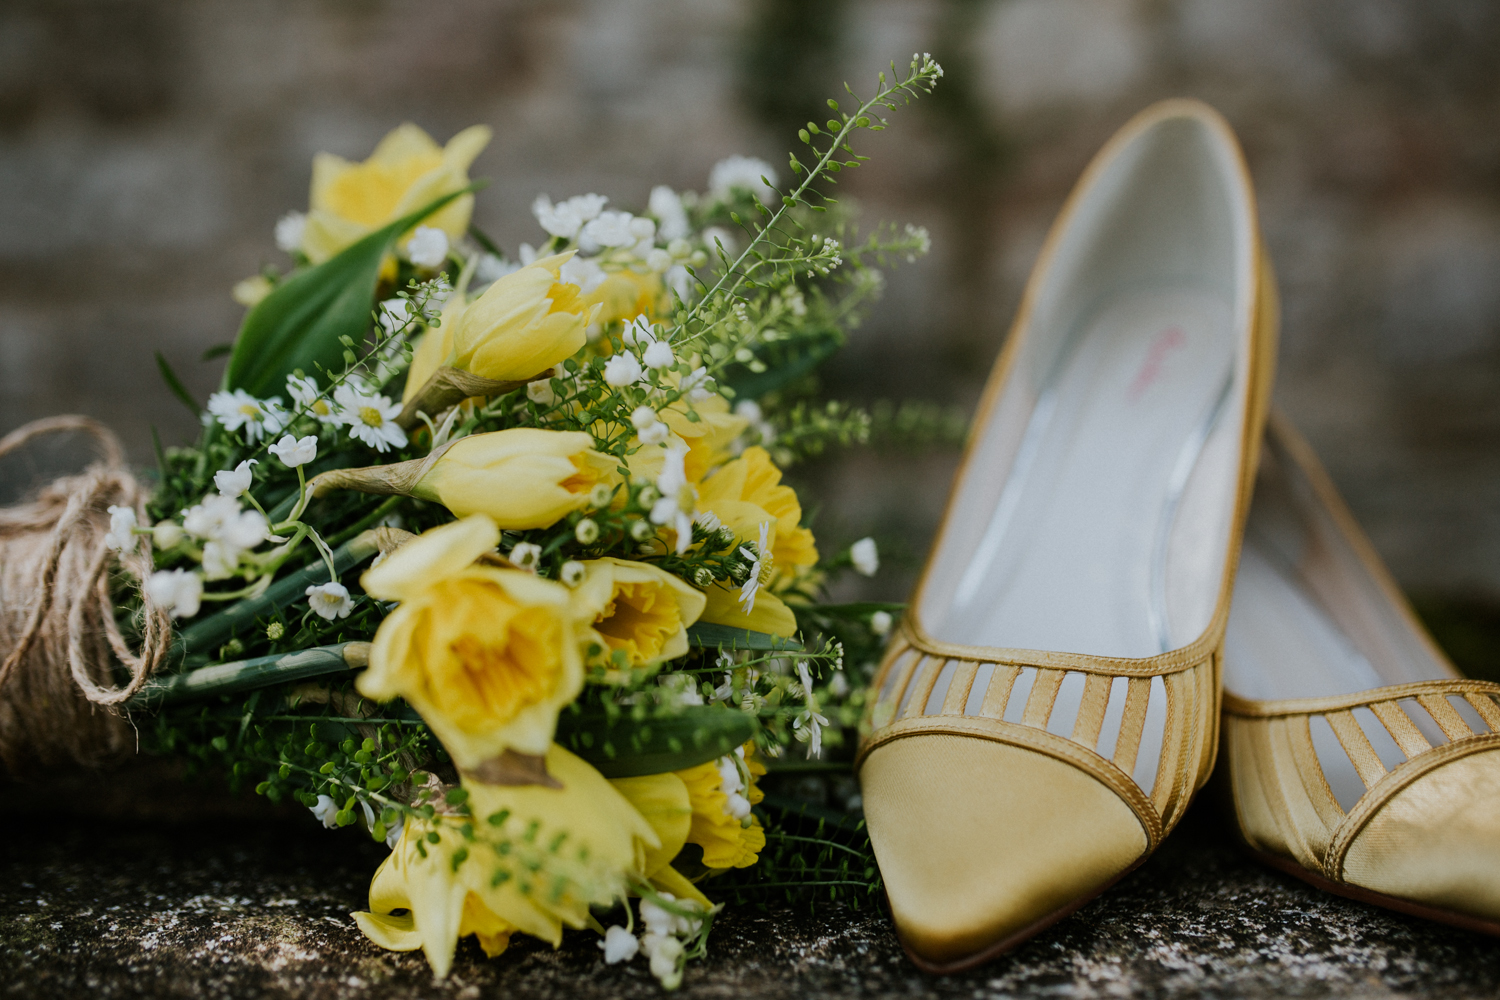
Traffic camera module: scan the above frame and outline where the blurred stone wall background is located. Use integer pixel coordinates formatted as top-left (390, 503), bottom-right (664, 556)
top-left (3, 0), bottom-right (1500, 615)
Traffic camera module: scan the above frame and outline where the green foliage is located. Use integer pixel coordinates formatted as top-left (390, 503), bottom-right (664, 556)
top-left (224, 189), bottom-right (467, 396)
top-left (556, 704), bottom-right (758, 777)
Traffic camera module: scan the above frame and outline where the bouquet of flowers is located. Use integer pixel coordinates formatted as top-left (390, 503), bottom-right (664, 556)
top-left (103, 54), bottom-right (942, 988)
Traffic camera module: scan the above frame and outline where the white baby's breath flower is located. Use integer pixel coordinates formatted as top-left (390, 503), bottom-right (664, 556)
top-left (510, 542), bottom-right (542, 572)
top-left (206, 389), bottom-right (286, 443)
top-left (145, 568), bottom-right (203, 619)
top-left (560, 560), bottom-right (586, 587)
top-left (574, 518), bottom-right (600, 544)
top-left (533, 193), bottom-right (608, 240)
top-left (559, 254), bottom-right (607, 293)
top-left (104, 505), bottom-right (138, 552)
top-left (152, 522), bottom-right (185, 549)
top-left (604, 352), bottom-right (643, 388)
top-left (306, 582), bottom-right (353, 621)
top-left (269, 434), bottom-right (318, 468)
top-left (645, 247), bottom-right (673, 273)
top-left (870, 609), bottom-right (893, 636)
top-left (639, 422), bottom-right (669, 445)
top-left (214, 459), bottom-right (257, 498)
top-left (405, 226), bottom-right (449, 268)
top-left (275, 211), bottom-right (307, 253)
top-left (598, 925), bottom-right (639, 965)
top-left (649, 185), bottom-right (689, 241)
top-left (309, 794), bottom-right (340, 829)
top-left (333, 384), bottom-right (407, 453)
top-left (621, 316), bottom-right (654, 349)
top-left (631, 405), bottom-right (659, 432)
top-left (709, 155), bottom-right (778, 204)
top-left (850, 536), bottom-right (879, 577)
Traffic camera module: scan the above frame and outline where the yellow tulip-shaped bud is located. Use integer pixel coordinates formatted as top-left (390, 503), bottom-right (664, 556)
top-left (353, 745), bottom-right (661, 977)
top-left (303, 123), bottom-right (491, 264)
top-left (411, 429), bottom-right (617, 530)
top-left (358, 516), bottom-right (586, 765)
top-left (567, 558), bottom-right (707, 668)
top-left (448, 252), bottom-right (598, 383)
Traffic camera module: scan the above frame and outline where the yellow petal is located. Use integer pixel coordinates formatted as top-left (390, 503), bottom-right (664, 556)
top-left (698, 582), bottom-right (798, 638)
top-left (609, 771), bottom-right (692, 877)
top-left (360, 514), bottom-right (499, 602)
top-left (568, 558), bottom-right (707, 666)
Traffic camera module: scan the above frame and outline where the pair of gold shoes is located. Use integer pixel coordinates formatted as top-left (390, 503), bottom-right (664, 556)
top-left (857, 99), bottom-right (1500, 972)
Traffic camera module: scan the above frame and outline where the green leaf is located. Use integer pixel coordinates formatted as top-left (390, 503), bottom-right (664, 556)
top-left (223, 188), bottom-right (470, 397)
top-left (129, 642), bottom-right (366, 708)
top-left (155, 351), bottom-right (201, 416)
top-left (685, 622), bottom-right (803, 651)
top-left (556, 706), bottom-right (757, 778)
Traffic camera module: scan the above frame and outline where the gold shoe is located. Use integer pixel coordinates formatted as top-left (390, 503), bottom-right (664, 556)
top-left (857, 99), bottom-right (1277, 972)
top-left (1220, 413), bottom-right (1500, 934)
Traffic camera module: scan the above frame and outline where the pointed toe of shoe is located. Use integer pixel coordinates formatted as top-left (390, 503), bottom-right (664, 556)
top-left (1341, 746), bottom-right (1500, 926)
top-left (861, 733), bottom-right (1150, 969)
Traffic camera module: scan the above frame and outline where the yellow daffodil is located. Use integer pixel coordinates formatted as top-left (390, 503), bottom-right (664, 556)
top-left (446, 252), bottom-right (599, 384)
top-left (698, 446), bottom-right (817, 574)
top-left (358, 515), bottom-right (585, 764)
top-left (302, 123), bottom-right (491, 264)
top-left (661, 392), bottom-right (749, 484)
top-left (674, 742), bottom-right (766, 870)
top-left (568, 558), bottom-right (707, 668)
top-left (608, 772), bottom-right (713, 907)
top-left (353, 744), bottom-right (660, 977)
top-left (414, 429), bottom-right (617, 530)
top-left (586, 269), bottom-right (665, 326)
top-left (698, 581), bottom-right (799, 637)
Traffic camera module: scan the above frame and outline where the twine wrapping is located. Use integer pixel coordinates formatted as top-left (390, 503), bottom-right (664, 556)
top-left (0, 416), bottom-right (172, 774)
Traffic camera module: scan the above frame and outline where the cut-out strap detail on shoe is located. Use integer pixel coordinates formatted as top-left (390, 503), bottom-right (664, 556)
top-left (861, 621), bottom-right (1220, 836)
top-left (1223, 679), bottom-right (1500, 878)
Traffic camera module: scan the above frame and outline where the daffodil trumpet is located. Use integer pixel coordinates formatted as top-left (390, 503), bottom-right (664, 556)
top-left (393, 365), bottom-right (540, 430)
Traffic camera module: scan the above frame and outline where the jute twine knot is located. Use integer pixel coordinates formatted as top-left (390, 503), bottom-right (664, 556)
top-left (0, 416), bottom-right (172, 774)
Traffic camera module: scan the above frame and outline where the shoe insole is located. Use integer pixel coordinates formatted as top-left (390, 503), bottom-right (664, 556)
top-left (935, 286), bottom-right (1236, 658)
top-left (1224, 521), bottom-right (1485, 809)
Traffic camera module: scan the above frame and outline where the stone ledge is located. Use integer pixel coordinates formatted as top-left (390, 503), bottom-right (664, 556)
top-left (5, 802), bottom-right (1499, 999)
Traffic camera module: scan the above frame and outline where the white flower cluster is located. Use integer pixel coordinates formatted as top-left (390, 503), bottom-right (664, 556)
top-left (206, 371), bottom-right (406, 454)
top-left (598, 893), bottom-right (706, 989)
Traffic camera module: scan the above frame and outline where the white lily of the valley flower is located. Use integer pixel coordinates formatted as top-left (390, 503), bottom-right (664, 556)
top-left (145, 568), bottom-right (203, 619)
top-left (183, 494), bottom-right (266, 547)
top-left (533, 193), bottom-right (608, 240)
top-left (643, 339), bottom-right (674, 370)
top-left (850, 536), bottom-right (879, 577)
top-left (206, 389), bottom-right (287, 443)
top-left (269, 434), bottom-right (318, 468)
top-left (275, 211), bottom-right (307, 253)
top-left (604, 352), bottom-right (643, 388)
top-left (870, 610), bottom-right (893, 636)
top-left (642, 933), bottom-right (684, 989)
top-left (649, 447), bottom-right (695, 554)
top-left (306, 582), bottom-right (353, 621)
top-left (286, 374), bottom-right (341, 424)
top-left (214, 459), bottom-right (258, 497)
top-left (526, 379), bottom-right (555, 406)
top-left (334, 384), bottom-right (407, 453)
top-left (104, 505), bottom-right (138, 552)
top-left (309, 793), bottom-right (340, 829)
top-left (405, 226), bottom-right (449, 268)
top-left (737, 521), bottom-right (770, 614)
top-left (598, 925), bottom-right (639, 965)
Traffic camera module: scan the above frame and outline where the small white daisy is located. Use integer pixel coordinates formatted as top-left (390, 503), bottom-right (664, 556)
top-left (334, 384), bottom-right (407, 453)
top-left (285, 374), bottom-right (340, 424)
top-left (205, 389), bottom-right (287, 443)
